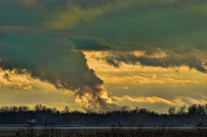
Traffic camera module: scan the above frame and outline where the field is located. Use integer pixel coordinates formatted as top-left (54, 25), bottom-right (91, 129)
top-left (1, 127), bottom-right (207, 137)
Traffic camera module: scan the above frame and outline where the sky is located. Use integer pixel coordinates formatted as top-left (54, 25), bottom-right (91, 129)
top-left (0, 0), bottom-right (207, 113)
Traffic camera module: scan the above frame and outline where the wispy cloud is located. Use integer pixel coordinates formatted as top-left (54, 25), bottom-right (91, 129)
top-left (113, 96), bottom-right (175, 105)
top-left (113, 95), bottom-right (207, 113)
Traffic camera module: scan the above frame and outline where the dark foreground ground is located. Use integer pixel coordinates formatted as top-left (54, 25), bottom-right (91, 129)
top-left (1, 127), bottom-right (207, 137)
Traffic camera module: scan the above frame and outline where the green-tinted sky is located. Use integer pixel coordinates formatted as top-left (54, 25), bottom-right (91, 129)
top-left (1, 0), bottom-right (207, 113)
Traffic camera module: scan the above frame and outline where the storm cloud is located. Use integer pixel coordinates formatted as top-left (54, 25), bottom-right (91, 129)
top-left (1, 0), bottom-right (207, 112)
top-left (0, 34), bottom-right (118, 112)
top-left (0, 0), bottom-right (124, 112)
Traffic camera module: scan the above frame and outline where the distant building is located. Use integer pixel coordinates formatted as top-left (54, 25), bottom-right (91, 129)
top-left (28, 119), bottom-right (37, 125)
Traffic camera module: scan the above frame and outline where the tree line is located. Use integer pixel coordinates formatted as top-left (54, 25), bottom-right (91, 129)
top-left (0, 104), bottom-right (207, 127)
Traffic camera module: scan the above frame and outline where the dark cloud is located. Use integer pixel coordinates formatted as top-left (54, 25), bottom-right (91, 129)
top-left (66, 0), bottom-right (207, 51)
top-left (104, 51), bottom-right (207, 73)
top-left (71, 38), bottom-right (110, 51)
top-left (1, 0), bottom-right (207, 112)
top-left (0, 34), bottom-right (118, 112)
top-left (0, 0), bottom-right (123, 112)
top-left (105, 56), bottom-right (120, 68)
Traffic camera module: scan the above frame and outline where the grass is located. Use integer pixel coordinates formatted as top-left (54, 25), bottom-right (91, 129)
top-left (15, 127), bottom-right (207, 137)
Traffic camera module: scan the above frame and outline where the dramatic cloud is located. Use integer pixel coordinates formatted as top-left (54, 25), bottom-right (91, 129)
top-left (0, 0), bottom-right (123, 112)
top-left (67, 0), bottom-right (207, 51)
top-left (103, 51), bottom-right (207, 73)
top-left (1, 0), bottom-right (207, 112)
top-left (0, 34), bottom-right (118, 112)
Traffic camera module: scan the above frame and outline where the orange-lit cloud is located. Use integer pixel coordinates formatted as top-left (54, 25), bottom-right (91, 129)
top-left (113, 96), bottom-right (175, 105)
top-left (83, 51), bottom-right (204, 85)
top-left (0, 68), bottom-right (32, 90)
top-left (75, 87), bottom-right (119, 112)
top-left (112, 95), bottom-right (207, 113)
top-left (80, 51), bottom-right (207, 113)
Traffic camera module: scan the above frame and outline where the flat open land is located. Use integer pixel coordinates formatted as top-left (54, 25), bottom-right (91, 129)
top-left (1, 127), bottom-right (207, 137)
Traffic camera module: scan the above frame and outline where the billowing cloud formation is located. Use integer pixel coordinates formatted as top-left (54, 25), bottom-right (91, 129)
top-left (1, 0), bottom-right (207, 112)
top-left (0, 0), bottom-right (123, 112)
top-left (0, 35), bottom-right (118, 112)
